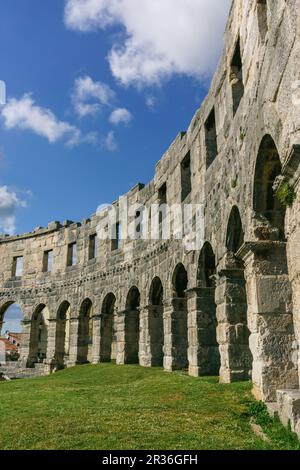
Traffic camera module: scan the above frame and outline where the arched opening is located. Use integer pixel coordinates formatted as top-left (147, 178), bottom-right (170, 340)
top-left (125, 287), bottom-right (140, 364)
top-left (197, 242), bottom-right (216, 288)
top-left (172, 264), bottom-right (188, 369)
top-left (148, 277), bottom-right (164, 366)
top-left (196, 243), bottom-right (220, 375)
top-left (100, 293), bottom-right (116, 362)
top-left (77, 298), bottom-right (93, 364)
top-left (30, 304), bottom-right (50, 363)
top-left (254, 135), bottom-right (285, 238)
top-left (226, 206), bottom-right (244, 254)
top-left (0, 302), bottom-right (23, 363)
top-left (55, 301), bottom-right (71, 367)
top-left (173, 263), bottom-right (188, 299)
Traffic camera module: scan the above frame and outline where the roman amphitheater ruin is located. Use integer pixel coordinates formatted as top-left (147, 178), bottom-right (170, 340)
top-left (1, 0), bottom-right (300, 438)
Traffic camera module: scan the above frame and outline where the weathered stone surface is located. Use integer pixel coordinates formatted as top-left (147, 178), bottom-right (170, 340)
top-left (0, 0), bottom-right (300, 438)
top-left (277, 390), bottom-right (300, 439)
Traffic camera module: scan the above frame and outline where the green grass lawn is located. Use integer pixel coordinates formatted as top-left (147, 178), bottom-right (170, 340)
top-left (0, 363), bottom-right (299, 450)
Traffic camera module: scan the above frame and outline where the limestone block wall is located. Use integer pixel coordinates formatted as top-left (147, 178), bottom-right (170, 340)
top-left (1, 0), bottom-right (300, 435)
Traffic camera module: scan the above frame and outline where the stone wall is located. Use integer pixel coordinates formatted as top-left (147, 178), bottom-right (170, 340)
top-left (1, 0), bottom-right (300, 437)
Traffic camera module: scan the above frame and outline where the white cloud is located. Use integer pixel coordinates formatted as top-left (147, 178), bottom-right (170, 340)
top-left (72, 75), bottom-right (115, 117)
top-left (0, 186), bottom-right (26, 235)
top-left (104, 130), bottom-right (118, 151)
top-left (64, 0), bottom-right (231, 87)
top-left (65, 0), bottom-right (116, 31)
top-left (109, 107), bottom-right (132, 125)
top-left (1, 94), bottom-right (83, 146)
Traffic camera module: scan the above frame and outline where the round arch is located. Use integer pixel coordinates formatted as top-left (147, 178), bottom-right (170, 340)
top-left (172, 263), bottom-right (188, 298)
top-left (253, 134), bottom-right (285, 237)
top-left (226, 206), bottom-right (244, 254)
top-left (100, 293), bottom-right (116, 362)
top-left (77, 298), bottom-right (93, 364)
top-left (124, 287), bottom-right (140, 364)
top-left (170, 263), bottom-right (188, 369)
top-left (197, 242), bottom-right (216, 288)
top-left (29, 304), bottom-right (50, 363)
top-left (149, 277), bottom-right (163, 306)
top-left (55, 301), bottom-right (71, 366)
top-left (0, 302), bottom-right (24, 362)
top-left (148, 277), bottom-right (164, 366)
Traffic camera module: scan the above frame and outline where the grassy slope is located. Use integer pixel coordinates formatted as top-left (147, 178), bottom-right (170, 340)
top-left (0, 363), bottom-right (299, 450)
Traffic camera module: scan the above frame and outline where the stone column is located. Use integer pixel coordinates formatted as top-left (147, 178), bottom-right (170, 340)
top-left (66, 317), bottom-right (80, 367)
top-left (45, 318), bottom-right (58, 371)
top-left (215, 266), bottom-right (252, 383)
top-left (139, 306), bottom-right (151, 367)
top-left (163, 298), bottom-right (188, 371)
top-left (163, 300), bottom-right (173, 371)
top-left (116, 310), bottom-right (126, 365)
top-left (240, 241), bottom-right (299, 402)
top-left (139, 305), bottom-right (164, 367)
top-left (286, 201), bottom-right (300, 384)
top-left (287, 237), bottom-right (300, 385)
top-left (187, 288), bottom-right (220, 377)
top-left (19, 319), bottom-right (33, 367)
top-left (149, 304), bottom-right (164, 367)
top-left (91, 315), bottom-right (101, 364)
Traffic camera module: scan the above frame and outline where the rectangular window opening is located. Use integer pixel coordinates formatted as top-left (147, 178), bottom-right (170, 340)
top-left (158, 182), bottom-right (167, 205)
top-left (43, 250), bottom-right (53, 273)
top-left (12, 256), bottom-right (23, 277)
top-left (230, 38), bottom-right (244, 116)
top-left (88, 234), bottom-right (98, 260)
top-left (181, 151), bottom-right (192, 202)
top-left (111, 222), bottom-right (121, 251)
top-left (158, 182), bottom-right (167, 229)
top-left (67, 243), bottom-right (77, 267)
top-left (135, 210), bottom-right (142, 239)
top-left (205, 109), bottom-right (218, 167)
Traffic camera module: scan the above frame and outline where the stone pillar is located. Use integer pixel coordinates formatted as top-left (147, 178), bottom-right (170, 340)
top-left (163, 298), bottom-right (188, 371)
top-left (240, 241), bottom-right (299, 402)
top-left (187, 288), bottom-right (220, 377)
top-left (67, 317), bottom-right (80, 367)
top-left (288, 240), bottom-right (300, 384)
top-left (116, 310), bottom-right (126, 365)
top-left (139, 306), bottom-right (151, 367)
top-left (19, 319), bottom-right (33, 367)
top-left (149, 304), bottom-right (164, 367)
top-left (163, 300), bottom-right (173, 371)
top-left (45, 319), bottom-right (58, 371)
top-left (115, 309), bottom-right (140, 365)
top-left (286, 203), bottom-right (300, 384)
top-left (140, 305), bottom-right (164, 367)
top-left (91, 315), bottom-right (101, 364)
top-left (216, 267), bottom-right (252, 383)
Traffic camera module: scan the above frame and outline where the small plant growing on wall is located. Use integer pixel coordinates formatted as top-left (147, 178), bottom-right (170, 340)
top-left (276, 182), bottom-right (296, 207)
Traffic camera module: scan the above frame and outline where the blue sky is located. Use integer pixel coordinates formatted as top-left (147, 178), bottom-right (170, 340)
top-left (0, 0), bottom-right (231, 235)
top-left (1, 304), bottom-right (22, 333)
